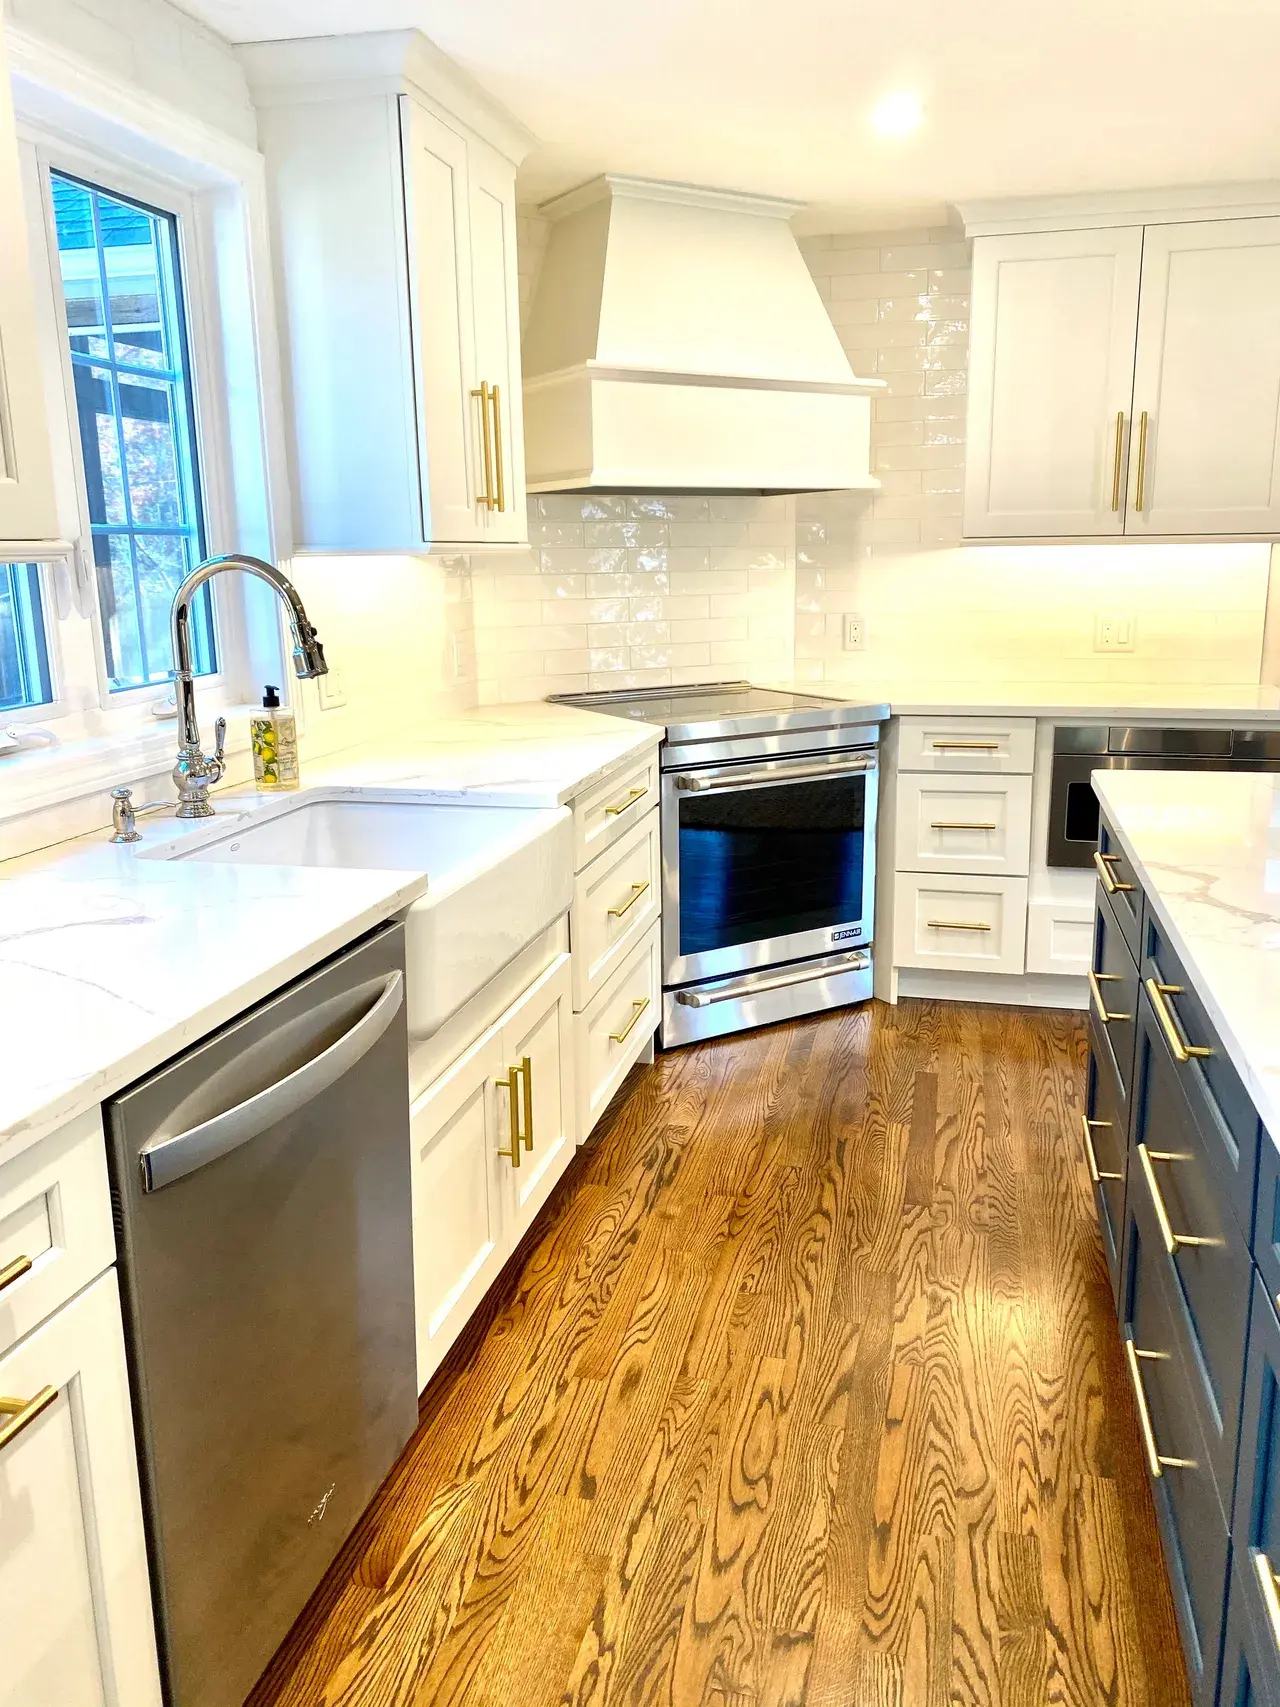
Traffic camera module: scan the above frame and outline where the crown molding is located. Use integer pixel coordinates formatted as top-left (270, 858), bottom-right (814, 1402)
top-left (959, 182), bottom-right (1280, 236)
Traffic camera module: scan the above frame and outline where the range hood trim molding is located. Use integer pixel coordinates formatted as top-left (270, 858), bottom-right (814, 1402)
top-left (539, 173), bottom-right (804, 223)
top-left (523, 359), bottom-right (885, 398)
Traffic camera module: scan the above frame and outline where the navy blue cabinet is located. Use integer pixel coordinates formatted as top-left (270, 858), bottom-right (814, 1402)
top-left (1254, 1139), bottom-right (1280, 1309)
top-left (1220, 1560), bottom-right (1280, 1707)
top-left (1085, 1024), bottom-right (1128, 1297)
top-left (1091, 878), bottom-right (1141, 1107)
top-left (1232, 1276), bottom-right (1280, 1704)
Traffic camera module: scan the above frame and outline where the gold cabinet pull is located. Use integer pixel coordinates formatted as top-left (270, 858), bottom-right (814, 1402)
top-left (1123, 1339), bottom-right (1196, 1478)
top-left (1081, 1114), bottom-right (1123, 1184)
top-left (519, 1055), bottom-right (533, 1153)
top-left (1137, 1142), bottom-right (1222, 1256)
top-left (495, 1064), bottom-right (521, 1167)
top-left (490, 384), bottom-right (505, 513)
top-left (1253, 1549), bottom-right (1280, 1659)
top-left (1092, 849), bottom-right (1134, 895)
top-left (609, 996), bottom-right (650, 1045)
top-left (471, 381), bottom-right (496, 510)
top-left (931, 740), bottom-right (1000, 752)
top-left (0, 1254), bottom-right (33, 1295)
top-left (926, 919), bottom-right (992, 932)
top-left (1145, 979), bottom-right (1213, 1064)
top-left (0, 1385), bottom-right (58, 1455)
top-left (608, 880), bottom-right (649, 919)
top-left (929, 820), bottom-right (998, 831)
top-left (1088, 967), bottom-right (1131, 1024)
top-left (1111, 410), bottom-right (1125, 511)
top-left (605, 786), bottom-right (647, 817)
top-left (1134, 409), bottom-right (1150, 512)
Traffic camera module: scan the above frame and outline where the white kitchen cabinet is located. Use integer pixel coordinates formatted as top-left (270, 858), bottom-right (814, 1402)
top-left (893, 872), bottom-right (1029, 975)
top-left (1128, 218), bottom-right (1280, 535)
top-left (576, 920), bottom-right (662, 1142)
top-left (499, 953), bottom-right (576, 1243)
top-left (964, 228), bottom-right (1142, 538)
top-left (569, 805), bottom-right (661, 1010)
top-left (243, 33), bottom-right (532, 551)
top-left (0, 1269), bottom-right (163, 1707)
top-left (0, 23), bottom-right (57, 545)
top-left (894, 771), bottom-right (1033, 877)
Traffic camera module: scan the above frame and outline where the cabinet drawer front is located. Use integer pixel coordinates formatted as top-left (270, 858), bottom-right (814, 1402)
top-left (1123, 1183), bottom-right (1230, 1703)
top-left (1085, 1025), bottom-right (1128, 1299)
top-left (896, 715), bottom-right (1035, 774)
top-left (577, 921), bottom-right (660, 1141)
top-left (893, 771), bottom-right (1032, 876)
top-left (1090, 886), bottom-right (1140, 1110)
top-left (1256, 1137), bottom-right (1280, 1308)
top-left (1142, 907), bottom-right (1259, 1234)
top-left (0, 1109), bottom-right (115, 1359)
top-left (893, 873), bottom-right (1027, 974)
top-left (1132, 995), bottom-right (1252, 1500)
top-left (1221, 1556), bottom-right (1280, 1707)
top-left (570, 806), bottom-right (660, 1009)
top-left (1096, 810), bottom-right (1143, 957)
top-left (1232, 1277), bottom-right (1280, 1707)
top-left (573, 748), bottom-right (660, 871)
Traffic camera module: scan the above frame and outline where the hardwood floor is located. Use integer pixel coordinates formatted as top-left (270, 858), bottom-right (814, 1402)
top-left (248, 999), bottom-right (1191, 1707)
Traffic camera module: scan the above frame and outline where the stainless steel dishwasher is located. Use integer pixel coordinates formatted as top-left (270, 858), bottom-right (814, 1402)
top-left (105, 923), bottom-right (416, 1707)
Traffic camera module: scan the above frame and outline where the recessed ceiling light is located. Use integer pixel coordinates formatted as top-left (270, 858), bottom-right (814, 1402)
top-left (869, 91), bottom-right (924, 138)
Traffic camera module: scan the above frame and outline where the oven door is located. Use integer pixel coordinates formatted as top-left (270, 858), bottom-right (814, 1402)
top-left (661, 746), bottom-right (878, 987)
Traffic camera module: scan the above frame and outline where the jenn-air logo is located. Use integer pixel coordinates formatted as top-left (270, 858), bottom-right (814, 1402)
top-left (831, 927), bottom-right (861, 943)
top-left (307, 1484), bottom-right (336, 1526)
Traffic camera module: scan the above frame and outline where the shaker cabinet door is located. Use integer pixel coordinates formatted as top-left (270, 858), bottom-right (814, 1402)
top-left (468, 135), bottom-right (527, 543)
top-left (963, 227), bottom-right (1142, 538)
top-left (1128, 217), bottom-right (1280, 536)
top-left (501, 952), bottom-right (577, 1241)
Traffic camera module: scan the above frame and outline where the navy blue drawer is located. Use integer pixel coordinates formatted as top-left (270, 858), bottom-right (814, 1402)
top-left (1097, 809), bottom-right (1144, 961)
top-left (1142, 908), bottom-right (1260, 1237)
top-left (1132, 991), bottom-right (1252, 1515)
top-left (1220, 1557), bottom-right (1280, 1707)
top-left (1231, 1274), bottom-right (1280, 1707)
top-left (1085, 1020), bottom-right (1128, 1301)
top-left (1090, 884), bottom-right (1140, 1111)
top-left (1254, 1138), bottom-right (1280, 1308)
top-left (1123, 1181), bottom-right (1230, 1705)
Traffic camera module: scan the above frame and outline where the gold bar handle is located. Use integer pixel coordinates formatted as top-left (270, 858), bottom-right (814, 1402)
top-left (931, 740), bottom-right (1000, 752)
top-left (930, 821), bottom-right (998, 831)
top-left (1123, 1340), bottom-right (1195, 1478)
top-left (1092, 849), bottom-right (1134, 895)
top-left (1081, 1114), bottom-right (1123, 1184)
top-left (495, 1065), bottom-right (521, 1167)
top-left (1254, 1549), bottom-right (1280, 1660)
top-left (0, 1385), bottom-right (58, 1455)
top-left (1135, 409), bottom-right (1149, 512)
top-left (1137, 1142), bottom-right (1222, 1255)
top-left (608, 880), bottom-right (649, 920)
top-left (519, 1055), bottom-right (533, 1153)
top-left (926, 919), bottom-right (992, 932)
top-left (1088, 967), bottom-right (1131, 1024)
top-left (1145, 979), bottom-right (1213, 1064)
top-left (0, 1254), bottom-right (33, 1295)
top-left (604, 786), bottom-right (647, 817)
top-left (609, 996), bottom-right (650, 1045)
top-left (1111, 410), bottom-right (1125, 512)
top-left (490, 384), bottom-right (505, 513)
top-left (470, 381), bottom-right (495, 510)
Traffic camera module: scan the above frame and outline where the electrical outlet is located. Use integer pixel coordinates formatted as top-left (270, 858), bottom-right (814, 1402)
top-left (1094, 611), bottom-right (1136, 653)
top-left (843, 613), bottom-right (866, 652)
top-left (317, 665), bottom-right (348, 710)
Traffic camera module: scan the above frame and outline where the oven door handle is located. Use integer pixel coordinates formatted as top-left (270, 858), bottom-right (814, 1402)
top-left (674, 755), bottom-right (877, 793)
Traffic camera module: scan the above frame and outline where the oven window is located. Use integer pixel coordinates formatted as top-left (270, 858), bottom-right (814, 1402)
top-left (1063, 778), bottom-right (1101, 844)
top-left (678, 773), bottom-right (866, 956)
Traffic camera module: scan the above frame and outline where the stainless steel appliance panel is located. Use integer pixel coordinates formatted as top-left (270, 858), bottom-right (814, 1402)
top-left (106, 924), bottom-right (416, 1707)
top-left (662, 948), bottom-right (873, 1046)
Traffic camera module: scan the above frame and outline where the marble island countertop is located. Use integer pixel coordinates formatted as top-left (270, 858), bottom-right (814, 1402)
top-left (0, 702), bottom-right (661, 1160)
top-left (1091, 769), bottom-right (1280, 1139)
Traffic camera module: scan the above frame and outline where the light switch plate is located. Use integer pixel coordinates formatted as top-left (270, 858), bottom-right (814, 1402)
top-left (843, 613), bottom-right (866, 651)
top-left (1094, 611), bottom-right (1136, 653)
top-left (318, 665), bottom-right (348, 710)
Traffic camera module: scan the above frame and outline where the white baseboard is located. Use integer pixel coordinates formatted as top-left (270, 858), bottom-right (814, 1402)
top-left (895, 966), bottom-right (1088, 1010)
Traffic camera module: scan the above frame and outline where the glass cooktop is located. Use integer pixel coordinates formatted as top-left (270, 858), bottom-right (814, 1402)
top-left (550, 681), bottom-right (847, 726)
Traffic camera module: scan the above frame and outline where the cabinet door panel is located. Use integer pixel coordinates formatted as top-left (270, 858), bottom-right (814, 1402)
top-left (0, 1271), bottom-right (162, 1707)
top-left (1130, 218), bottom-right (1280, 535)
top-left (501, 953), bottom-right (577, 1239)
top-left (964, 228), bottom-right (1142, 538)
top-left (1233, 1277), bottom-right (1280, 1704)
top-left (400, 97), bottom-right (479, 544)
top-left (468, 138), bottom-right (527, 543)
top-left (1085, 1021), bottom-right (1127, 1299)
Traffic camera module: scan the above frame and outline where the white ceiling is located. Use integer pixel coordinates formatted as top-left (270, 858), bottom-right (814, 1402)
top-left (173, 0), bottom-right (1280, 226)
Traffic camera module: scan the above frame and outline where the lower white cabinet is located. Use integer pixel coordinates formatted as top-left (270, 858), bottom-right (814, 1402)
top-left (893, 872), bottom-right (1029, 974)
top-left (576, 921), bottom-right (662, 1141)
top-left (0, 1269), bottom-right (163, 1707)
top-left (410, 951), bottom-right (576, 1390)
top-left (893, 771), bottom-right (1033, 877)
top-left (570, 805), bottom-right (660, 1009)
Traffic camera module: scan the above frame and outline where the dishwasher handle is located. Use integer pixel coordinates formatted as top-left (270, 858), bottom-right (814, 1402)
top-left (139, 969), bottom-right (405, 1193)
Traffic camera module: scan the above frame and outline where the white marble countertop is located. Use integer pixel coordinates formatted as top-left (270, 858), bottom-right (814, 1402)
top-left (0, 702), bottom-right (660, 1159)
top-left (1091, 769), bottom-right (1280, 1140)
top-left (782, 679), bottom-right (1280, 723)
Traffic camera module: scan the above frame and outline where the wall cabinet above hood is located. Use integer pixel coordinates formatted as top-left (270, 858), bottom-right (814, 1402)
top-left (521, 176), bottom-right (884, 495)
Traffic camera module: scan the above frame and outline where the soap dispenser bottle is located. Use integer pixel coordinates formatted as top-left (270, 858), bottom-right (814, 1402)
top-left (250, 685), bottom-right (300, 792)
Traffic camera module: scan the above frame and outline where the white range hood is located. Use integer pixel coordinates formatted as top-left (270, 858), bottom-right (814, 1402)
top-left (521, 175), bottom-right (884, 494)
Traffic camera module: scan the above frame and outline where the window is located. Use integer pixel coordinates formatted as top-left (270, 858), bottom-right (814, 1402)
top-left (49, 171), bottom-right (215, 693)
top-left (0, 563), bottom-right (52, 712)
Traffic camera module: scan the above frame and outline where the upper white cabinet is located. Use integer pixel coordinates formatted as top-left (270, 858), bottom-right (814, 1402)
top-left (963, 201), bottom-right (1280, 539)
top-left (0, 23), bottom-right (57, 544)
top-left (242, 32), bottom-right (532, 551)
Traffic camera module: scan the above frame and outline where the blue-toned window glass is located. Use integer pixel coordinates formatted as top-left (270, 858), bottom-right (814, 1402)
top-left (50, 172), bottom-right (215, 692)
top-left (0, 563), bottom-right (53, 712)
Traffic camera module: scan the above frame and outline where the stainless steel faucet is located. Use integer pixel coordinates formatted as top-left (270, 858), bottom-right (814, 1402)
top-left (170, 553), bottom-right (327, 819)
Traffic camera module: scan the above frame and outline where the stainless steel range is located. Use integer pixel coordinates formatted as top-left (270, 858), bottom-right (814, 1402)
top-left (550, 683), bottom-right (889, 1045)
